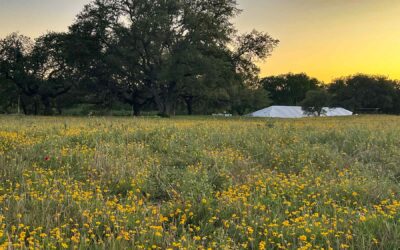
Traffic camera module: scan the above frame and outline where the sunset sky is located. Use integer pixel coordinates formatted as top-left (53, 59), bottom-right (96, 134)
top-left (1, 0), bottom-right (399, 82)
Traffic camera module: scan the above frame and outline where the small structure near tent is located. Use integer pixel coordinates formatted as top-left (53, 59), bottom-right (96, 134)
top-left (247, 106), bottom-right (353, 118)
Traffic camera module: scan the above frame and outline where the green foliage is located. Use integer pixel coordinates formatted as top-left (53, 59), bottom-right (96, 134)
top-left (262, 73), bottom-right (321, 106)
top-left (0, 77), bottom-right (18, 113)
top-left (229, 85), bottom-right (271, 115)
top-left (328, 74), bottom-right (400, 114)
top-left (1, 0), bottom-right (279, 116)
top-left (300, 89), bottom-right (331, 116)
top-left (0, 32), bottom-right (73, 115)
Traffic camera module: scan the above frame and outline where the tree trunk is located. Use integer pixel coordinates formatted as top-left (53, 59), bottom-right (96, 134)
top-left (57, 106), bottom-right (63, 115)
top-left (3, 103), bottom-right (10, 114)
top-left (41, 96), bottom-right (53, 116)
top-left (152, 89), bottom-right (171, 117)
top-left (34, 99), bottom-right (39, 115)
top-left (20, 97), bottom-right (28, 115)
top-left (184, 96), bottom-right (194, 115)
top-left (150, 88), bottom-right (164, 115)
top-left (161, 102), bottom-right (172, 117)
top-left (133, 103), bottom-right (141, 116)
top-left (150, 81), bottom-right (177, 117)
top-left (17, 95), bottom-right (20, 115)
top-left (317, 109), bottom-right (321, 117)
top-left (163, 82), bottom-right (178, 117)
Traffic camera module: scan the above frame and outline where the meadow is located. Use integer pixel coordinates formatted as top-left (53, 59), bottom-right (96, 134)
top-left (0, 115), bottom-right (399, 249)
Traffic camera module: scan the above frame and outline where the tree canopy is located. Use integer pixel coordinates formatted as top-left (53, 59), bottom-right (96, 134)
top-left (261, 73), bottom-right (321, 106)
top-left (300, 89), bottom-right (330, 116)
top-left (2, 2), bottom-right (400, 116)
top-left (328, 74), bottom-right (400, 114)
top-left (0, 0), bottom-right (279, 116)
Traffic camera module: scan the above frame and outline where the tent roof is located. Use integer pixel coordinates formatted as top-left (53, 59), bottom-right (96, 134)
top-left (247, 106), bottom-right (353, 118)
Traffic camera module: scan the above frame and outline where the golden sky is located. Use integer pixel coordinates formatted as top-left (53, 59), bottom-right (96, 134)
top-left (1, 0), bottom-right (399, 82)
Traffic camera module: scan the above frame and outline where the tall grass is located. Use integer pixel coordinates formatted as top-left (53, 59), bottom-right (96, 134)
top-left (0, 115), bottom-right (399, 249)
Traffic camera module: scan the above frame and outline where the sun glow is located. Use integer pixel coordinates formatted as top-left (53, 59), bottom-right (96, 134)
top-left (1, 0), bottom-right (400, 82)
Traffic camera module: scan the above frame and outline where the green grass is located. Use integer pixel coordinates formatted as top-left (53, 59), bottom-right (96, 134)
top-left (0, 115), bottom-right (399, 249)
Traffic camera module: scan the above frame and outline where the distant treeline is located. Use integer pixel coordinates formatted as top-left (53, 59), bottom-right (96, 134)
top-left (1, 1), bottom-right (399, 116)
top-left (263, 73), bottom-right (400, 115)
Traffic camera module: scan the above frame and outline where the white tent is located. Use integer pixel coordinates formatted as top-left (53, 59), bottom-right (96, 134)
top-left (247, 106), bottom-right (353, 118)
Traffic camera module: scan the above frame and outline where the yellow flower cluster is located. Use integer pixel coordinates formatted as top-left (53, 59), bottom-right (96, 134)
top-left (0, 115), bottom-right (399, 249)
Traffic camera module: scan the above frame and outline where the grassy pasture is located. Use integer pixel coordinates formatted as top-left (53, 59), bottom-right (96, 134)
top-left (0, 115), bottom-right (399, 249)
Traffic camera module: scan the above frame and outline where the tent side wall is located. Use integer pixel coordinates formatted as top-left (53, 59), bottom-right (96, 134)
top-left (247, 106), bottom-right (353, 118)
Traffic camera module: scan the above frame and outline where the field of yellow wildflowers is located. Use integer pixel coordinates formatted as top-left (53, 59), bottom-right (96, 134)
top-left (0, 115), bottom-right (399, 249)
